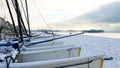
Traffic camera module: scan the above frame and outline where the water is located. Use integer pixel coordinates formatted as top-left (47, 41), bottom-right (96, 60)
top-left (56, 31), bottom-right (120, 39)
top-left (83, 33), bottom-right (120, 39)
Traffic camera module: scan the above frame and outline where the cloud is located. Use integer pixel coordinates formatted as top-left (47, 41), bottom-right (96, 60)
top-left (74, 1), bottom-right (120, 23)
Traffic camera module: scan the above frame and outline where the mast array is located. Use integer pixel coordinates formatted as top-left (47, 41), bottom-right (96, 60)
top-left (5, 0), bottom-right (30, 42)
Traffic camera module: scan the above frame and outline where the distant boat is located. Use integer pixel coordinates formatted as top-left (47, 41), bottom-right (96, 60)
top-left (83, 29), bottom-right (104, 33)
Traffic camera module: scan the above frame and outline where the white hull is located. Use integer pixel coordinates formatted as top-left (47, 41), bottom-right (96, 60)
top-left (22, 45), bottom-right (75, 51)
top-left (20, 46), bottom-right (81, 62)
top-left (0, 55), bottom-right (103, 68)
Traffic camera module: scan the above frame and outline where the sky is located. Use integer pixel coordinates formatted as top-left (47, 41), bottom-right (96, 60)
top-left (0, 0), bottom-right (120, 31)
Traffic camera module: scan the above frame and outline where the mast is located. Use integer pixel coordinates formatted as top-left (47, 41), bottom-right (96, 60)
top-left (14, 0), bottom-right (23, 42)
top-left (5, 0), bottom-right (19, 38)
top-left (13, 0), bottom-right (29, 38)
top-left (25, 0), bottom-right (31, 38)
top-left (10, 0), bottom-right (30, 42)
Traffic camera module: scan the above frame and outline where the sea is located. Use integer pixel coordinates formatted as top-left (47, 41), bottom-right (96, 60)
top-left (55, 32), bottom-right (120, 39)
top-left (35, 30), bottom-right (120, 39)
top-left (83, 33), bottom-right (120, 39)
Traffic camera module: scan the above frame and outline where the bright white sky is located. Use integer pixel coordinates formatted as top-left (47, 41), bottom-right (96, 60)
top-left (0, 0), bottom-right (119, 30)
top-left (27, 0), bottom-right (118, 30)
top-left (28, 0), bottom-right (116, 22)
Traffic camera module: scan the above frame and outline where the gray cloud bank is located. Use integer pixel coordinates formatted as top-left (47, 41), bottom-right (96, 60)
top-left (50, 1), bottom-right (120, 32)
top-left (75, 1), bottom-right (120, 23)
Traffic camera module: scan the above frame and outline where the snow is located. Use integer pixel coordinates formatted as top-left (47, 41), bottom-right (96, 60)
top-left (58, 34), bottom-right (120, 68)
top-left (1, 33), bottom-right (120, 68)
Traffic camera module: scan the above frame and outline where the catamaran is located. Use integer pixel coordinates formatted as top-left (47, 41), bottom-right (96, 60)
top-left (0, 0), bottom-right (104, 68)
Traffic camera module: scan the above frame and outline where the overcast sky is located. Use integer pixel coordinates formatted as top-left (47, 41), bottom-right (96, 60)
top-left (0, 0), bottom-right (120, 31)
top-left (68, 1), bottom-right (120, 31)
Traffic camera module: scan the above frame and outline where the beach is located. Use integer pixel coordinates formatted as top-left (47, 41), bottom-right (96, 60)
top-left (57, 33), bottom-right (120, 68)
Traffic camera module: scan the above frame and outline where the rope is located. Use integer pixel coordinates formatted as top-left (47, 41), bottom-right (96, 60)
top-left (5, 55), bottom-right (15, 68)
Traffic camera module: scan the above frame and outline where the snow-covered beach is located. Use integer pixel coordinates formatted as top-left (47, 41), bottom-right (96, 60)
top-left (58, 33), bottom-right (120, 68)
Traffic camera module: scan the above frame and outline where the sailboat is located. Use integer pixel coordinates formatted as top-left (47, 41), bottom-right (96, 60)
top-left (0, 0), bottom-right (104, 68)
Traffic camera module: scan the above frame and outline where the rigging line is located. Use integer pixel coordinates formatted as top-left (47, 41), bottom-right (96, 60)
top-left (16, 0), bottom-right (28, 35)
top-left (32, 0), bottom-right (52, 30)
top-left (37, 0), bottom-right (51, 28)
top-left (11, 0), bottom-right (16, 10)
top-left (19, 0), bottom-right (28, 24)
top-left (33, 0), bottom-right (56, 43)
top-left (19, 0), bottom-right (30, 35)
top-left (37, 1), bottom-right (60, 37)
top-left (37, 0), bottom-right (56, 42)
